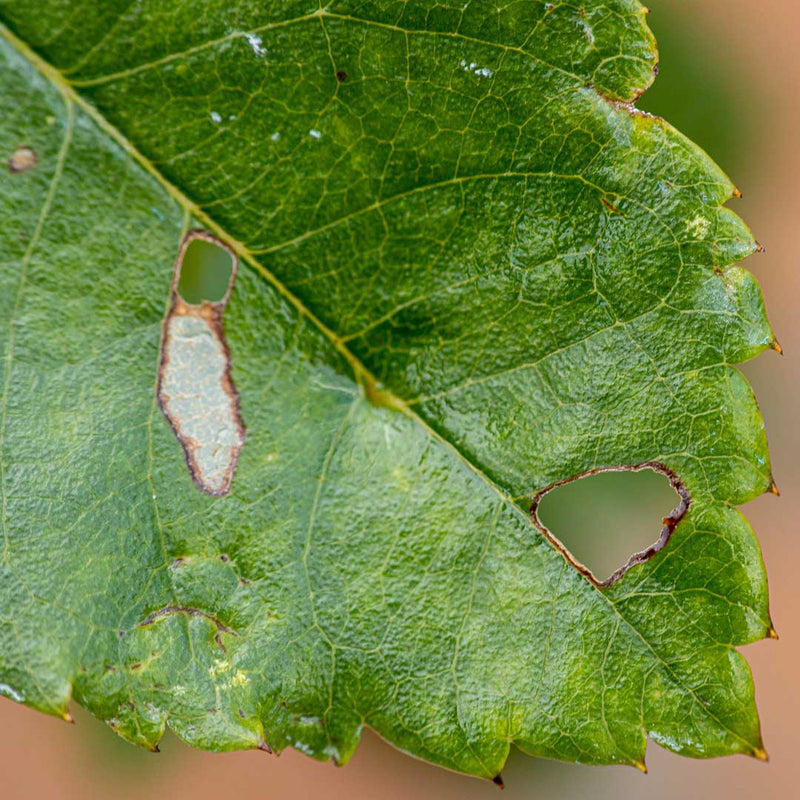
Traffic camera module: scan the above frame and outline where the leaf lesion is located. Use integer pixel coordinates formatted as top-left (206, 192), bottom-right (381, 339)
top-left (156, 229), bottom-right (245, 496)
top-left (529, 462), bottom-right (690, 588)
top-left (137, 604), bottom-right (237, 635)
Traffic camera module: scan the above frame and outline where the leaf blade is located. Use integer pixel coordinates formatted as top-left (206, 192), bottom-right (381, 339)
top-left (0, 0), bottom-right (775, 777)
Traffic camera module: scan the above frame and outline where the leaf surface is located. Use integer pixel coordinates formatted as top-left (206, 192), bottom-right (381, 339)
top-left (0, 0), bottom-right (776, 778)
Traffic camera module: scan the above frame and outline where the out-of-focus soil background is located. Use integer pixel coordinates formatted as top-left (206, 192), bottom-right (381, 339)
top-left (2, 1), bottom-right (798, 797)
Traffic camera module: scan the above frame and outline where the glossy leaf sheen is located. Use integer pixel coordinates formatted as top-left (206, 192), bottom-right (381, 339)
top-left (0, 0), bottom-right (776, 778)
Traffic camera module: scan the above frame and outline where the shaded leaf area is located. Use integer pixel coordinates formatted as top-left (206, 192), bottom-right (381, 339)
top-left (0, 0), bottom-right (775, 779)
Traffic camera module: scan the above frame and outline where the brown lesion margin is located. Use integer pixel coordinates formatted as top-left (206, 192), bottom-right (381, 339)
top-left (529, 462), bottom-right (690, 589)
top-left (155, 229), bottom-right (246, 496)
top-left (137, 604), bottom-right (237, 650)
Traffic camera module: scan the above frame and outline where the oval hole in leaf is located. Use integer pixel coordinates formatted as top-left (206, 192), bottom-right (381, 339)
top-left (536, 468), bottom-right (680, 585)
top-left (177, 236), bottom-right (234, 304)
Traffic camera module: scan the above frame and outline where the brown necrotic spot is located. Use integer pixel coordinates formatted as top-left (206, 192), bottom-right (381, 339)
top-left (8, 145), bottom-right (37, 173)
top-left (335, 69), bottom-right (347, 82)
top-left (157, 230), bottom-right (245, 496)
top-left (530, 462), bottom-right (690, 588)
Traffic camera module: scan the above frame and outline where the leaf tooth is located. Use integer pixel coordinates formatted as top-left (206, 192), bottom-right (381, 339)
top-left (752, 746), bottom-right (769, 762)
top-left (767, 624), bottom-right (779, 641)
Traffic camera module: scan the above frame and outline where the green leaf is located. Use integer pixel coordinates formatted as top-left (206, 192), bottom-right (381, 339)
top-left (0, 0), bottom-right (777, 779)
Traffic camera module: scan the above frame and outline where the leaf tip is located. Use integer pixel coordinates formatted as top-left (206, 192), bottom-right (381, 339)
top-left (770, 338), bottom-right (783, 356)
top-left (491, 774), bottom-right (505, 789)
top-left (768, 478), bottom-right (781, 497)
top-left (61, 710), bottom-right (75, 724)
top-left (633, 760), bottom-right (648, 774)
top-left (752, 747), bottom-right (769, 762)
top-left (767, 624), bottom-right (780, 640)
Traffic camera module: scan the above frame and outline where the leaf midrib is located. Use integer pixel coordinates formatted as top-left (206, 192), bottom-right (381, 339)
top-left (0, 20), bottom-right (761, 757)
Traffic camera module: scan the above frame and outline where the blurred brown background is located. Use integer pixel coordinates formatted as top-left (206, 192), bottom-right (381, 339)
top-left (2, 1), bottom-right (798, 797)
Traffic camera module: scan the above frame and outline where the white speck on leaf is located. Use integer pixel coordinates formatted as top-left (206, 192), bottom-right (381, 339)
top-left (210, 111), bottom-right (222, 123)
top-left (686, 215), bottom-right (711, 239)
top-left (271, 131), bottom-right (280, 141)
top-left (460, 59), bottom-right (493, 78)
top-left (309, 129), bottom-right (322, 139)
top-left (245, 33), bottom-right (266, 56)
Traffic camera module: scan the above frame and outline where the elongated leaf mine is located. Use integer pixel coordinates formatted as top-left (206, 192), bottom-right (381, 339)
top-left (157, 231), bottom-right (245, 495)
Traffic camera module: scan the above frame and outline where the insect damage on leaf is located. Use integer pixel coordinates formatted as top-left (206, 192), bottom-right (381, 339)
top-left (157, 230), bottom-right (245, 496)
top-left (530, 463), bottom-right (690, 588)
top-left (7, 145), bottom-right (36, 173)
top-left (0, 0), bottom-right (779, 777)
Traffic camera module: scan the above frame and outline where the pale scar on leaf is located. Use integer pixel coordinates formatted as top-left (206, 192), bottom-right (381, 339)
top-left (7, 145), bottom-right (37, 173)
top-left (157, 230), bottom-right (245, 495)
